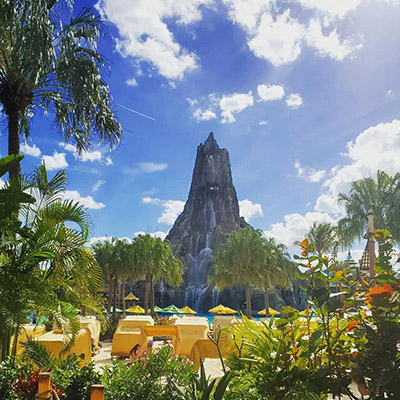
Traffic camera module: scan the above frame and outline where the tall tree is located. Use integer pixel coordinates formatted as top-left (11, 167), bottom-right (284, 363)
top-left (259, 238), bottom-right (296, 317)
top-left (0, 0), bottom-right (122, 179)
top-left (214, 227), bottom-right (265, 318)
top-left (0, 160), bottom-right (102, 360)
top-left (307, 221), bottom-right (338, 257)
top-left (132, 234), bottom-right (183, 315)
top-left (338, 171), bottom-right (400, 245)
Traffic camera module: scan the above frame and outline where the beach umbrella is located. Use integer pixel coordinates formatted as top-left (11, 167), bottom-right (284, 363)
top-left (147, 306), bottom-right (163, 313)
top-left (180, 306), bottom-right (197, 314)
top-left (126, 305), bottom-right (145, 314)
top-left (162, 305), bottom-right (185, 314)
top-left (209, 304), bottom-right (237, 314)
top-left (257, 308), bottom-right (280, 316)
top-left (125, 292), bottom-right (139, 301)
top-left (108, 306), bottom-right (122, 313)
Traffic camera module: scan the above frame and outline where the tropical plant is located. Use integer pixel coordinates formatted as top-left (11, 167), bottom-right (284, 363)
top-left (259, 238), bottom-right (296, 317)
top-left (338, 171), bottom-right (400, 245)
top-left (101, 346), bottom-right (196, 400)
top-left (0, 161), bottom-right (103, 360)
top-left (0, 0), bottom-right (122, 179)
top-left (214, 227), bottom-right (265, 317)
top-left (132, 234), bottom-right (184, 314)
top-left (306, 221), bottom-right (339, 257)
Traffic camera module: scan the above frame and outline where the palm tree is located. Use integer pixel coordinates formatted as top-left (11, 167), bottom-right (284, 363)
top-left (214, 227), bottom-right (265, 318)
top-left (338, 171), bottom-right (400, 245)
top-left (0, 160), bottom-right (102, 360)
top-left (307, 222), bottom-right (338, 257)
top-left (0, 0), bottom-right (122, 179)
top-left (132, 234), bottom-right (184, 315)
top-left (260, 238), bottom-right (296, 317)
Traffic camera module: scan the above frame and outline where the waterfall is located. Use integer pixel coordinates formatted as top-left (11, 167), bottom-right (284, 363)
top-left (183, 197), bottom-right (216, 311)
top-left (160, 279), bottom-right (165, 308)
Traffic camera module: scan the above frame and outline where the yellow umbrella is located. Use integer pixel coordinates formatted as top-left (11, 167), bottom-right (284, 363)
top-left (208, 304), bottom-right (238, 314)
top-left (126, 305), bottom-right (145, 314)
top-left (125, 292), bottom-right (139, 301)
top-left (299, 309), bottom-right (315, 317)
top-left (180, 306), bottom-right (197, 314)
top-left (257, 308), bottom-right (280, 316)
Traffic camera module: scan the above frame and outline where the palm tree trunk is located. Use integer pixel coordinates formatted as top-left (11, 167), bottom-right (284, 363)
top-left (117, 280), bottom-right (122, 309)
top-left (144, 274), bottom-right (150, 315)
top-left (112, 276), bottom-right (118, 323)
top-left (107, 275), bottom-right (113, 313)
top-left (7, 106), bottom-right (21, 180)
top-left (264, 282), bottom-right (270, 318)
top-left (122, 279), bottom-right (126, 318)
top-left (150, 275), bottom-right (155, 314)
top-left (245, 285), bottom-right (252, 318)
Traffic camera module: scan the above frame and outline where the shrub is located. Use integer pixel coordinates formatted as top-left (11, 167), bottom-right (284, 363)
top-left (101, 346), bottom-right (196, 400)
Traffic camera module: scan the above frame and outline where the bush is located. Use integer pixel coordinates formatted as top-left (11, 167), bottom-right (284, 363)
top-left (101, 346), bottom-right (196, 400)
top-left (52, 355), bottom-right (101, 400)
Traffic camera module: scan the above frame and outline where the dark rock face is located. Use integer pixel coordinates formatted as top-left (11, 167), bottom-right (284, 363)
top-left (166, 133), bottom-right (242, 311)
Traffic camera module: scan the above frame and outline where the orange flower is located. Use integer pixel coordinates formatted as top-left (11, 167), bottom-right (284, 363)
top-left (299, 238), bottom-right (308, 249)
top-left (348, 320), bottom-right (359, 331)
top-left (368, 285), bottom-right (393, 299)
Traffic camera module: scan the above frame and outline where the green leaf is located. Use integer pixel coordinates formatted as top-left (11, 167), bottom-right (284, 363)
top-left (310, 330), bottom-right (322, 342)
top-left (0, 154), bottom-right (24, 178)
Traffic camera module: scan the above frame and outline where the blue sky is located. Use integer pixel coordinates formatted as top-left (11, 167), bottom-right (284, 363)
top-left (3, 0), bottom-right (400, 259)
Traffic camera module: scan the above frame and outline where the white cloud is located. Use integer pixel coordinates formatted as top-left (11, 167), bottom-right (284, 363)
top-left (142, 196), bottom-right (185, 225)
top-left (126, 78), bottom-right (138, 86)
top-left (295, 160), bottom-right (326, 182)
top-left (248, 10), bottom-right (304, 66)
top-left (64, 190), bottom-right (105, 209)
top-left (87, 236), bottom-right (132, 246)
top-left (296, 0), bottom-right (362, 21)
top-left (21, 142), bottom-right (41, 158)
top-left (42, 152), bottom-right (68, 171)
top-left (259, 120), bottom-right (268, 126)
top-left (220, 90), bottom-right (254, 124)
top-left (306, 19), bottom-right (362, 61)
top-left (134, 231), bottom-right (168, 240)
top-left (286, 93), bottom-right (303, 109)
top-left (314, 193), bottom-right (343, 214)
top-left (92, 179), bottom-right (106, 192)
top-left (193, 108), bottom-right (217, 121)
top-left (315, 119), bottom-right (400, 213)
top-left (264, 211), bottom-right (336, 250)
top-left (257, 84), bottom-right (285, 102)
top-left (224, 0), bottom-right (362, 66)
top-left (59, 142), bottom-right (102, 163)
top-left (105, 157), bottom-right (113, 166)
top-left (387, 89), bottom-right (393, 95)
top-left (138, 162), bottom-right (168, 173)
top-left (239, 199), bottom-right (263, 222)
top-left (96, 0), bottom-right (213, 80)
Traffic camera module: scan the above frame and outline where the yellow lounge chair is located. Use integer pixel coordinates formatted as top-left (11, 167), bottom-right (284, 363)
top-left (172, 317), bottom-right (209, 356)
top-left (111, 316), bottom-right (154, 358)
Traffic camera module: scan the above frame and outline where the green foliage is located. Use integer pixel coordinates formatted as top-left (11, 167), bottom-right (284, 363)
top-left (0, 0), bottom-right (122, 154)
top-left (101, 346), bottom-right (196, 400)
top-left (0, 159), bottom-right (103, 360)
top-left (52, 357), bottom-right (101, 400)
top-left (175, 360), bottom-right (231, 400)
top-left (338, 171), bottom-right (400, 244)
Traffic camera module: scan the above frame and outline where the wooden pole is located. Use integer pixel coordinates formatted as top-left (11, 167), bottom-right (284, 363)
top-left (367, 209), bottom-right (376, 278)
top-left (90, 384), bottom-right (105, 400)
top-left (37, 372), bottom-right (51, 399)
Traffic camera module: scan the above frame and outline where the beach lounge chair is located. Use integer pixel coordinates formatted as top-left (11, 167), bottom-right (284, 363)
top-left (111, 315), bottom-right (154, 358)
top-left (172, 317), bottom-right (209, 356)
top-left (36, 328), bottom-right (92, 365)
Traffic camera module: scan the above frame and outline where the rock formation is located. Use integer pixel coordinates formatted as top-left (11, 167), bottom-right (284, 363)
top-left (166, 132), bottom-right (245, 311)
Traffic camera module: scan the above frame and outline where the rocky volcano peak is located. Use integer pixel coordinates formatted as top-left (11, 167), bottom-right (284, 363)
top-left (166, 133), bottom-right (242, 311)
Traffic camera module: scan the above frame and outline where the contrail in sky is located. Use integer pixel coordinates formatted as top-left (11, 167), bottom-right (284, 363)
top-left (117, 103), bottom-right (155, 121)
